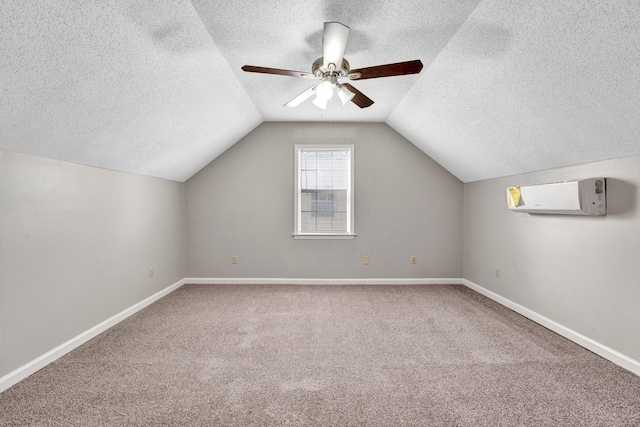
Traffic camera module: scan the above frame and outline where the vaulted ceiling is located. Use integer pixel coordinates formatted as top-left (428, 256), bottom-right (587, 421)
top-left (2, 0), bottom-right (639, 182)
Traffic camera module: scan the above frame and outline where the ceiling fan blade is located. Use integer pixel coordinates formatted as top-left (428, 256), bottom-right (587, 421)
top-left (323, 22), bottom-right (349, 71)
top-left (342, 83), bottom-right (374, 108)
top-left (348, 60), bottom-right (424, 80)
top-left (242, 65), bottom-right (317, 79)
top-left (284, 86), bottom-right (317, 107)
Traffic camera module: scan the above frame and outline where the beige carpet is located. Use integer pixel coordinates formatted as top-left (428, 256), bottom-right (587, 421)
top-left (1, 284), bottom-right (639, 426)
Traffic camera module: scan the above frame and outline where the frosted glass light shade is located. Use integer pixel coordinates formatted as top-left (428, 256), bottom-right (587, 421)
top-left (337, 85), bottom-right (355, 105)
top-left (312, 96), bottom-right (329, 109)
top-left (316, 81), bottom-right (334, 100)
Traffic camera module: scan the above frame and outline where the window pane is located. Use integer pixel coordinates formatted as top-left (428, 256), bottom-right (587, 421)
top-left (316, 170), bottom-right (333, 190)
top-left (332, 151), bottom-right (348, 170)
top-left (315, 191), bottom-right (334, 212)
top-left (300, 212), bottom-right (315, 232)
top-left (332, 212), bottom-right (347, 231)
top-left (301, 151), bottom-right (316, 170)
top-left (333, 170), bottom-right (348, 190)
top-left (316, 215), bottom-right (333, 231)
top-left (333, 191), bottom-right (347, 212)
top-left (316, 152), bottom-right (332, 170)
top-left (301, 171), bottom-right (316, 190)
top-left (300, 191), bottom-right (313, 211)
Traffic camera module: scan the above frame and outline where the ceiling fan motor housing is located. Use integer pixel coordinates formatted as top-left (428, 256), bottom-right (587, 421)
top-left (312, 57), bottom-right (350, 79)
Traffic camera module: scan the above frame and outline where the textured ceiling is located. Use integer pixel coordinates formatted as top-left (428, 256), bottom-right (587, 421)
top-left (388, 0), bottom-right (640, 182)
top-left (190, 0), bottom-right (482, 122)
top-left (0, 0), bottom-right (261, 182)
top-left (1, 0), bottom-right (639, 182)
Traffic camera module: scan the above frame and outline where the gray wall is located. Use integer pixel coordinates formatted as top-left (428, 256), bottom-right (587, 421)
top-left (463, 155), bottom-right (640, 361)
top-left (186, 122), bottom-right (464, 279)
top-left (0, 150), bottom-right (186, 378)
top-left (3, 122), bottom-right (638, 378)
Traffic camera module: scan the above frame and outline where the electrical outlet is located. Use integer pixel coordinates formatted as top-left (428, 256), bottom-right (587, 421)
top-left (495, 267), bottom-right (501, 278)
top-left (149, 268), bottom-right (154, 278)
top-left (232, 256), bottom-right (237, 264)
top-left (411, 256), bottom-right (417, 264)
top-left (363, 256), bottom-right (370, 265)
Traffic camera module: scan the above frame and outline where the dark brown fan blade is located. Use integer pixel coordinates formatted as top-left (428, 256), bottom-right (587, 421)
top-left (241, 65), bottom-right (316, 78)
top-left (348, 60), bottom-right (423, 80)
top-left (342, 83), bottom-right (374, 108)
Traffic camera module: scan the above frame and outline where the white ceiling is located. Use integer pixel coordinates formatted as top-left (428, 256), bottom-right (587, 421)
top-left (2, 0), bottom-right (639, 182)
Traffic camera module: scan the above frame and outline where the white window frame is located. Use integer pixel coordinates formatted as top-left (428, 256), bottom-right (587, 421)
top-left (293, 144), bottom-right (356, 239)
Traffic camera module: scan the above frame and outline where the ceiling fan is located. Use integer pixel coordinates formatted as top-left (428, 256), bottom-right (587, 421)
top-left (241, 22), bottom-right (423, 109)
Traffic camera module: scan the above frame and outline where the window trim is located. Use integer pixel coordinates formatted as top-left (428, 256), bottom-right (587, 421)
top-left (293, 144), bottom-right (356, 239)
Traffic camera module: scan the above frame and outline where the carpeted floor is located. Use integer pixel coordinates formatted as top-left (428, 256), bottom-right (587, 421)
top-left (1, 284), bottom-right (639, 426)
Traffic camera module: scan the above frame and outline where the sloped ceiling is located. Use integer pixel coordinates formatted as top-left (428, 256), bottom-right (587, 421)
top-left (0, 0), bottom-right (261, 182)
top-left (1, 0), bottom-right (639, 182)
top-left (388, 0), bottom-right (640, 182)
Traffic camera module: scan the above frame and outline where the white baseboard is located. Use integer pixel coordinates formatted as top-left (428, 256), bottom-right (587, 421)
top-left (0, 278), bottom-right (186, 394)
top-left (184, 278), bottom-right (464, 285)
top-left (3, 277), bottom-right (637, 394)
top-left (462, 279), bottom-right (640, 377)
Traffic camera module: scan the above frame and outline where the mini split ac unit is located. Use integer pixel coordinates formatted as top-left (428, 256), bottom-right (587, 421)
top-left (507, 178), bottom-right (606, 215)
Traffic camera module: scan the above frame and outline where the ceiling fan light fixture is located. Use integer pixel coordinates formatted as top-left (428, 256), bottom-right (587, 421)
top-left (312, 96), bottom-right (329, 109)
top-left (315, 81), bottom-right (334, 100)
top-left (337, 85), bottom-right (355, 105)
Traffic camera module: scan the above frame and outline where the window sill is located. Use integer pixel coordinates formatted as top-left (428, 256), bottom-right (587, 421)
top-left (292, 233), bottom-right (357, 240)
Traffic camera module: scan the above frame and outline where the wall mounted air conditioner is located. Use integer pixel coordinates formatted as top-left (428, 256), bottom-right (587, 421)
top-left (507, 178), bottom-right (606, 215)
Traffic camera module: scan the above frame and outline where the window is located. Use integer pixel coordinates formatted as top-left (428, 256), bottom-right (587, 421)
top-left (293, 145), bottom-right (355, 239)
